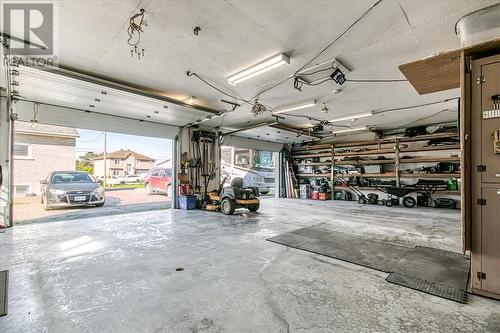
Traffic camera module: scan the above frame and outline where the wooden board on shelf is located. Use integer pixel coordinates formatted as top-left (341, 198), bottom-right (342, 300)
top-left (334, 173), bottom-right (397, 178)
top-left (336, 159), bottom-right (395, 165)
top-left (296, 173), bottom-right (332, 177)
top-left (291, 152), bottom-right (331, 158)
top-left (335, 148), bottom-right (395, 157)
top-left (400, 173), bottom-right (460, 178)
top-left (398, 157), bottom-right (460, 163)
top-left (295, 162), bottom-right (333, 166)
top-left (401, 144), bottom-right (460, 153)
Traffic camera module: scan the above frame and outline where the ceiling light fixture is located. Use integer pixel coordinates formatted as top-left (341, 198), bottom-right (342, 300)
top-left (330, 126), bottom-right (367, 134)
top-left (330, 68), bottom-right (346, 85)
top-left (329, 111), bottom-right (373, 123)
top-left (272, 101), bottom-right (316, 114)
top-left (227, 53), bottom-right (290, 85)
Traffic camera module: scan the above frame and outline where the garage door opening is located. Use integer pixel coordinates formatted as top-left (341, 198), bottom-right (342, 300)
top-left (12, 121), bottom-right (172, 224)
top-left (220, 146), bottom-right (276, 197)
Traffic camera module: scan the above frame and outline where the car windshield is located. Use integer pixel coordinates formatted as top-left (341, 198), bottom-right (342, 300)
top-left (51, 172), bottom-right (95, 183)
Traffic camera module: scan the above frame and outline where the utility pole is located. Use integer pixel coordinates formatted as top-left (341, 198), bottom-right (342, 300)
top-left (103, 131), bottom-right (107, 188)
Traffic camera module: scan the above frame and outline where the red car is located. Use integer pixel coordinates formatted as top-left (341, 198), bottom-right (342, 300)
top-left (144, 167), bottom-right (173, 197)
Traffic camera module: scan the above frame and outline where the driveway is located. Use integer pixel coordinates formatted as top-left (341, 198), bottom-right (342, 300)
top-left (14, 188), bottom-right (171, 224)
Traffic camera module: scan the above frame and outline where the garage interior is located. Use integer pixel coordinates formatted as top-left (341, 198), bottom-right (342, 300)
top-left (1, 1), bottom-right (500, 332)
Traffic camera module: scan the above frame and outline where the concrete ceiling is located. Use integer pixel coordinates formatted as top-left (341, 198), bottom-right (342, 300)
top-left (9, 0), bottom-right (500, 142)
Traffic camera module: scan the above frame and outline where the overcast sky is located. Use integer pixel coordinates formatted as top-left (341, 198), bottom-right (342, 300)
top-left (75, 129), bottom-right (172, 162)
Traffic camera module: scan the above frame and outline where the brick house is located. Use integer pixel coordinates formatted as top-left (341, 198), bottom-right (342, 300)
top-left (94, 149), bottom-right (155, 178)
top-left (13, 121), bottom-right (79, 196)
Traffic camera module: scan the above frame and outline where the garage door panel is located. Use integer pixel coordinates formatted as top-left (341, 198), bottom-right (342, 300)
top-left (15, 100), bottom-right (179, 139)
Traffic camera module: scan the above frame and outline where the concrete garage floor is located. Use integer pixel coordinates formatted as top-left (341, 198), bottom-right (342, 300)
top-left (1, 199), bottom-right (500, 332)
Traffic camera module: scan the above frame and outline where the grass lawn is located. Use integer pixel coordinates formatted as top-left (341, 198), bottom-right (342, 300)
top-left (104, 183), bottom-right (144, 190)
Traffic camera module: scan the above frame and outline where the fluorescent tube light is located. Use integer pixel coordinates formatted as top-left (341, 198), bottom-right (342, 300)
top-left (272, 101), bottom-right (316, 114)
top-left (227, 53), bottom-right (290, 85)
top-left (329, 111), bottom-right (373, 123)
top-left (330, 126), bottom-right (367, 134)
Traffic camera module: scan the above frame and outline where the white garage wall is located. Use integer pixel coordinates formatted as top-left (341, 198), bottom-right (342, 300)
top-left (14, 100), bottom-right (180, 139)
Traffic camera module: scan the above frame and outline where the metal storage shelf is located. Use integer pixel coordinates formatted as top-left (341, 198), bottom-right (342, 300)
top-left (289, 131), bottom-right (461, 200)
top-left (291, 132), bottom-right (458, 152)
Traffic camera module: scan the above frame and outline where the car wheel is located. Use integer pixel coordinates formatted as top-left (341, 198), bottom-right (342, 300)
top-left (145, 183), bottom-right (153, 195)
top-left (385, 200), bottom-right (393, 207)
top-left (166, 184), bottom-right (172, 198)
top-left (248, 203), bottom-right (259, 212)
top-left (221, 198), bottom-right (235, 215)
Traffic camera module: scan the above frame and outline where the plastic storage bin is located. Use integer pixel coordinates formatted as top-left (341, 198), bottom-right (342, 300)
top-left (178, 195), bottom-right (197, 210)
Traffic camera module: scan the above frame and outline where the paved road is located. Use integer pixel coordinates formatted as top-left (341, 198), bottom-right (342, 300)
top-left (14, 188), bottom-right (171, 224)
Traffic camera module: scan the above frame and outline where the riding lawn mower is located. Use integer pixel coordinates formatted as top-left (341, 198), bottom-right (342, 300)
top-left (204, 175), bottom-right (260, 215)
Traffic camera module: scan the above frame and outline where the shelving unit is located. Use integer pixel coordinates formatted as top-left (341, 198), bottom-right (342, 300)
top-left (289, 131), bottom-right (461, 201)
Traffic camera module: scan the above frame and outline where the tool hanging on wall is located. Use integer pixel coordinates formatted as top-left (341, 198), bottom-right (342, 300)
top-left (191, 130), bottom-right (217, 200)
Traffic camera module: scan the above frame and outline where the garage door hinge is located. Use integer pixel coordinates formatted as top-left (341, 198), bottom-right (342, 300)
top-left (477, 272), bottom-right (486, 280)
top-left (477, 165), bottom-right (486, 172)
top-left (477, 198), bottom-right (487, 205)
top-left (476, 76), bottom-right (485, 84)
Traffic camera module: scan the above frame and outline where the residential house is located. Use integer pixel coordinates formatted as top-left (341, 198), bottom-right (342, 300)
top-left (94, 149), bottom-right (155, 178)
top-left (13, 121), bottom-right (79, 196)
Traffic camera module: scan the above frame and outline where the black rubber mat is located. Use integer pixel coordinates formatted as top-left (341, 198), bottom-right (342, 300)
top-left (386, 246), bottom-right (470, 303)
top-left (267, 226), bottom-right (415, 272)
top-left (0, 270), bottom-right (8, 317)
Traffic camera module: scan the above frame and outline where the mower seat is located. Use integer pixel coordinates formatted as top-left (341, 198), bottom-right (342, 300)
top-left (231, 177), bottom-right (244, 188)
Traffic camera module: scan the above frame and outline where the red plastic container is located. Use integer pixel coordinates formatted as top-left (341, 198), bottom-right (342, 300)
top-left (179, 184), bottom-right (193, 196)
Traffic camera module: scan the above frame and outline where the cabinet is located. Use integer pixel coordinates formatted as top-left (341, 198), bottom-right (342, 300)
top-left (471, 54), bottom-right (500, 299)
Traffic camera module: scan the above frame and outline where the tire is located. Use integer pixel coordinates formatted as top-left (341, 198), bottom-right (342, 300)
top-left (402, 196), bottom-right (417, 208)
top-left (385, 200), bottom-right (393, 207)
top-left (221, 198), bottom-right (236, 215)
top-left (145, 183), bottom-right (154, 195)
top-left (248, 203), bottom-right (259, 212)
top-left (358, 197), bottom-right (366, 204)
top-left (166, 184), bottom-right (172, 198)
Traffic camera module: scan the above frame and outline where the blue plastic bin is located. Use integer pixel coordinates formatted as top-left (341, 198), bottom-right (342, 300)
top-left (178, 195), bottom-right (197, 210)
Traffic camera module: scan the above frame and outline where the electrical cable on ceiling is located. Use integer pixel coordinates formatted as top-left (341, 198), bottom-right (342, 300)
top-left (373, 97), bottom-right (459, 114)
top-left (397, 109), bottom-right (457, 128)
top-left (252, 0), bottom-right (383, 99)
top-left (346, 79), bottom-right (408, 83)
top-left (127, 9), bottom-right (146, 46)
top-left (186, 71), bottom-right (252, 106)
top-left (127, 9), bottom-right (147, 59)
top-left (294, 0), bottom-right (382, 75)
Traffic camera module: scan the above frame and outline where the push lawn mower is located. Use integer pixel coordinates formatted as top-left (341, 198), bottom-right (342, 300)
top-left (205, 175), bottom-right (260, 215)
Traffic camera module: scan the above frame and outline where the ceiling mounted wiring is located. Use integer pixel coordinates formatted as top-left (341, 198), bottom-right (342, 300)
top-left (186, 71), bottom-right (252, 106)
top-left (346, 79), bottom-right (408, 83)
top-left (127, 9), bottom-right (147, 59)
top-left (251, 0), bottom-right (382, 99)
